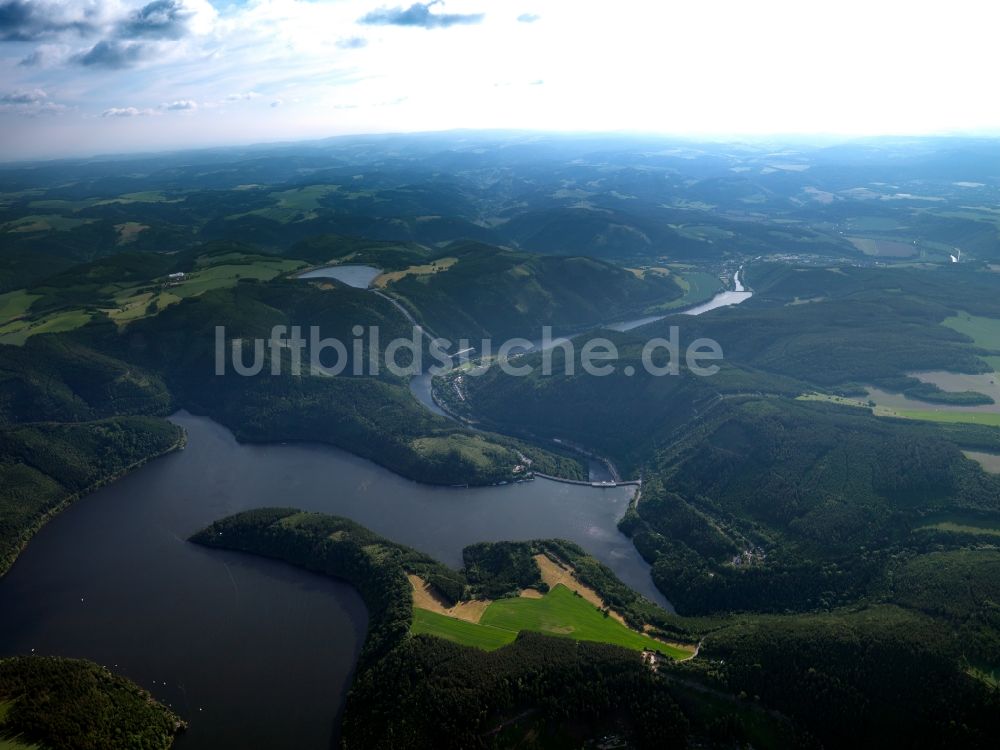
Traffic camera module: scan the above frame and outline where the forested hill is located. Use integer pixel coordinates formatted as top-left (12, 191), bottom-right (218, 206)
top-left (0, 655), bottom-right (184, 749)
top-left (381, 241), bottom-right (683, 341)
top-left (623, 397), bottom-right (1000, 617)
top-left (450, 263), bottom-right (1000, 474)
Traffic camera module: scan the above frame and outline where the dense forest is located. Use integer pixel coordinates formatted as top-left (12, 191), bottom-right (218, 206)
top-left (621, 397), bottom-right (1000, 617)
top-left (0, 656), bottom-right (184, 750)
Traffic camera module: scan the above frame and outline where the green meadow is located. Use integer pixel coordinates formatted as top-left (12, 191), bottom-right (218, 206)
top-left (661, 269), bottom-right (723, 310)
top-left (916, 512), bottom-right (1000, 539)
top-left (943, 312), bottom-right (1000, 352)
top-left (0, 309), bottom-right (93, 346)
top-left (412, 584), bottom-right (691, 658)
top-left (799, 392), bottom-right (1000, 428)
top-left (881, 408), bottom-right (1000, 427)
top-left (104, 256), bottom-right (305, 327)
top-left (411, 609), bottom-right (517, 651)
top-left (1, 253), bottom-right (304, 343)
top-left (0, 290), bottom-right (40, 325)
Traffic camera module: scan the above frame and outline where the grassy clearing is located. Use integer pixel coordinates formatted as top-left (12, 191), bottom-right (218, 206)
top-left (411, 608), bottom-right (517, 650)
top-left (172, 260), bottom-right (304, 297)
top-left (915, 512), bottom-right (1000, 538)
top-left (27, 198), bottom-right (99, 211)
top-left (0, 309), bottom-right (93, 346)
top-left (272, 184), bottom-right (341, 211)
top-left (847, 236), bottom-right (916, 257)
top-left (669, 224), bottom-right (734, 241)
top-left (481, 585), bottom-right (690, 657)
top-left (412, 583), bottom-right (692, 657)
top-left (103, 256), bottom-right (303, 326)
top-left (374, 257), bottom-right (458, 288)
top-left (968, 667), bottom-right (1000, 688)
top-left (227, 185), bottom-right (340, 223)
top-left (799, 392), bottom-right (1000, 427)
top-left (660, 270), bottom-right (722, 310)
top-left (0, 290), bottom-right (40, 326)
top-left (410, 434), bottom-right (519, 472)
top-left (943, 312), bottom-right (1000, 352)
top-left (963, 450), bottom-right (1000, 474)
top-left (114, 222), bottom-right (148, 244)
top-left (918, 522), bottom-right (1000, 538)
top-left (94, 191), bottom-right (182, 205)
top-left (3, 215), bottom-right (93, 233)
top-left (881, 408), bottom-right (1000, 426)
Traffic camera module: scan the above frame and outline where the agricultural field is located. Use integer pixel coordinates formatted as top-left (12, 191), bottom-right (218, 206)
top-left (411, 608), bottom-right (516, 651)
top-left (227, 185), bottom-right (342, 223)
top-left (798, 392), bottom-right (1000, 427)
top-left (847, 237), bottom-right (916, 257)
top-left (103, 255), bottom-right (305, 327)
top-left (0, 309), bottom-right (93, 346)
top-left (1, 253), bottom-right (305, 343)
top-left (3, 215), bottom-right (93, 233)
top-left (373, 257), bottom-right (458, 288)
top-left (411, 584), bottom-right (691, 658)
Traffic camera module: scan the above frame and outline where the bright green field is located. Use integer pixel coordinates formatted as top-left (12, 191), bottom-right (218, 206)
top-left (944, 312), bottom-right (1000, 352)
top-left (411, 609), bottom-right (517, 651)
top-left (883, 408), bottom-right (1000, 427)
top-left (413, 585), bottom-right (691, 658)
top-left (169, 260), bottom-right (304, 298)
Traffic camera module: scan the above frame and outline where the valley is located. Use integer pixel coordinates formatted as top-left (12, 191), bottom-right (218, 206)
top-left (2, 133), bottom-right (1000, 749)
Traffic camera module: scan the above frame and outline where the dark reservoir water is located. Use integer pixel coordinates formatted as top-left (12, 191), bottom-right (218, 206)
top-left (0, 411), bottom-right (665, 749)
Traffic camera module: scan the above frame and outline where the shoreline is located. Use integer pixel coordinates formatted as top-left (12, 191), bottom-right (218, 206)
top-left (0, 428), bottom-right (188, 579)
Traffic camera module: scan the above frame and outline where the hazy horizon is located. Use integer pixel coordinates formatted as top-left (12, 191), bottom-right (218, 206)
top-left (3, 0), bottom-right (1000, 160)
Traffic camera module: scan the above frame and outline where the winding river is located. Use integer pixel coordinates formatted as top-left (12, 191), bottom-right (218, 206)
top-left (0, 412), bottom-right (664, 748)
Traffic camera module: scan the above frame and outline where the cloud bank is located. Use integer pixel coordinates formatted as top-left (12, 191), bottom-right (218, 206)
top-left (360, 1), bottom-right (484, 29)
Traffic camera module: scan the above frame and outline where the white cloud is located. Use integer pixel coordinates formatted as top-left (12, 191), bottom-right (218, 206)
top-left (101, 105), bottom-right (154, 117)
top-left (4, 0), bottom-right (1000, 158)
top-left (160, 99), bottom-right (196, 110)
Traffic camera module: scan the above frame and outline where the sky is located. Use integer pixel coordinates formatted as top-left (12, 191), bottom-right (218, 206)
top-left (1, 0), bottom-right (999, 160)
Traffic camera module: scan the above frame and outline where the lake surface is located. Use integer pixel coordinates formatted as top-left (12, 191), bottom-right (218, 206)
top-left (298, 264), bottom-right (381, 289)
top-left (608, 266), bottom-right (752, 330)
top-left (0, 412), bottom-right (667, 749)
